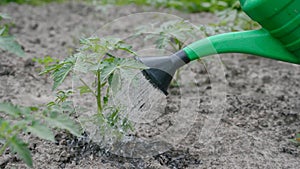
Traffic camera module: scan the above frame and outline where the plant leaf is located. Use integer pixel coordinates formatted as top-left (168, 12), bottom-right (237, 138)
top-left (119, 58), bottom-right (148, 69)
top-left (0, 36), bottom-right (24, 57)
top-left (101, 58), bottom-right (147, 83)
top-left (61, 101), bottom-right (76, 114)
top-left (0, 13), bottom-right (11, 20)
top-left (9, 136), bottom-right (33, 167)
top-left (27, 122), bottom-right (55, 142)
top-left (155, 35), bottom-right (169, 49)
top-left (0, 102), bottom-right (22, 118)
top-left (117, 43), bottom-right (136, 55)
top-left (100, 59), bottom-right (117, 82)
top-left (0, 118), bottom-right (9, 135)
top-left (0, 27), bottom-right (6, 35)
top-left (107, 109), bottom-right (119, 127)
top-left (51, 58), bottom-right (75, 91)
top-left (45, 113), bottom-right (81, 137)
top-left (78, 85), bottom-right (93, 95)
top-left (39, 64), bottom-right (60, 75)
top-left (109, 69), bottom-right (121, 95)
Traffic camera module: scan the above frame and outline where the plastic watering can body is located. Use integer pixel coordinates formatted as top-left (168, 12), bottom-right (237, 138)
top-left (184, 0), bottom-right (300, 64)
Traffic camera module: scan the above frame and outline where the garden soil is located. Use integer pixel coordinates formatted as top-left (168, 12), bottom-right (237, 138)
top-left (0, 2), bottom-right (300, 169)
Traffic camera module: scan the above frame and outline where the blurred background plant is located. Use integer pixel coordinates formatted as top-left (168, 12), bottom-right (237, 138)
top-left (97, 0), bottom-right (237, 13)
top-left (0, 0), bottom-right (258, 33)
top-left (0, 0), bottom-right (64, 6)
top-left (0, 13), bottom-right (24, 57)
top-left (1, 0), bottom-right (236, 13)
top-left (0, 101), bottom-right (81, 167)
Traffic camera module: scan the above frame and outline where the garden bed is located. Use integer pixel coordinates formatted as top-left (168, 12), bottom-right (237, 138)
top-left (0, 2), bottom-right (300, 168)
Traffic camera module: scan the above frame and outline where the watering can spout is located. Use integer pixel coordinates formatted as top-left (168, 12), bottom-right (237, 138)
top-left (137, 51), bottom-right (189, 95)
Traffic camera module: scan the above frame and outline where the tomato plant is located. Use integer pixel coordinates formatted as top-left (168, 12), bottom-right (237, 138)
top-left (42, 36), bottom-right (148, 139)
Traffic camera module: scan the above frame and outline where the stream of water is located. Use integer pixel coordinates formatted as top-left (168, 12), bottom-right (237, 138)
top-left (108, 71), bottom-right (170, 158)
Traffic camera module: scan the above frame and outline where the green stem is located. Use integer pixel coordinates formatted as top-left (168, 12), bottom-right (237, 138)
top-left (97, 70), bottom-right (102, 115)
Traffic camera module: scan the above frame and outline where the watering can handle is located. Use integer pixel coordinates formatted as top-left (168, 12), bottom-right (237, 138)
top-left (183, 29), bottom-right (300, 64)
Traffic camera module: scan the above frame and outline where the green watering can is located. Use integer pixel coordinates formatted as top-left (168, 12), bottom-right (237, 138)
top-left (138, 0), bottom-right (300, 95)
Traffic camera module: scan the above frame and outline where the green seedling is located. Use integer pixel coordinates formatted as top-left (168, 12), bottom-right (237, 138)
top-left (0, 13), bottom-right (24, 57)
top-left (0, 102), bottom-right (81, 167)
top-left (33, 55), bottom-right (59, 67)
top-left (41, 36), bottom-right (147, 139)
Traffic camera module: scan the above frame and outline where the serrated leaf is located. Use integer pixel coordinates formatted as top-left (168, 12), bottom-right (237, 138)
top-left (45, 114), bottom-right (81, 137)
top-left (0, 102), bottom-right (22, 118)
top-left (9, 136), bottom-right (33, 167)
top-left (109, 69), bottom-right (121, 95)
top-left (27, 122), bottom-right (55, 142)
top-left (0, 36), bottom-right (25, 57)
top-left (100, 59), bottom-right (117, 82)
top-left (101, 58), bottom-right (147, 83)
top-left (73, 53), bottom-right (93, 73)
top-left (51, 59), bottom-right (75, 91)
top-left (119, 69), bottom-right (136, 80)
